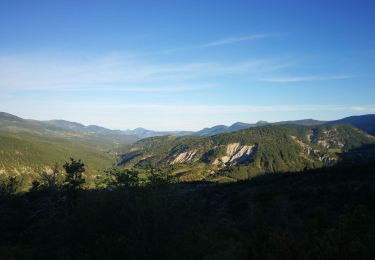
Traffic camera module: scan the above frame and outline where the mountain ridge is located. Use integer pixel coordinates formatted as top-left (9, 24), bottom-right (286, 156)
top-left (326, 114), bottom-right (375, 135)
top-left (2, 111), bottom-right (374, 138)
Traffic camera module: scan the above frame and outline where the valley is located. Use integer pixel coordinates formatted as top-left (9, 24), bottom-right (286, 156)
top-left (1, 112), bottom-right (375, 187)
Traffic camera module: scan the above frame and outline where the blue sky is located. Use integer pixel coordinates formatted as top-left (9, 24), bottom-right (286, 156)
top-left (0, 0), bottom-right (374, 130)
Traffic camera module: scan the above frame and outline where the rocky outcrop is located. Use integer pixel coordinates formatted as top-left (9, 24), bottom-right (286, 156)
top-left (308, 128), bottom-right (345, 149)
top-left (317, 139), bottom-right (344, 149)
top-left (291, 136), bottom-right (337, 164)
top-left (319, 154), bottom-right (337, 164)
top-left (171, 150), bottom-right (198, 164)
top-left (291, 136), bottom-right (319, 156)
top-left (213, 143), bottom-right (256, 166)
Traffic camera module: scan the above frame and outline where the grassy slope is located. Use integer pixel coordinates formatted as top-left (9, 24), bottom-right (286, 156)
top-left (0, 132), bottom-right (115, 186)
top-left (0, 112), bottom-right (138, 151)
top-left (0, 113), bottom-right (138, 186)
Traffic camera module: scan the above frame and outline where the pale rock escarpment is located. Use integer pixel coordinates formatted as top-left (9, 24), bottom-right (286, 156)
top-left (171, 150), bottom-right (198, 164)
top-left (291, 136), bottom-right (337, 164)
top-left (319, 154), bottom-right (337, 164)
top-left (308, 128), bottom-right (345, 149)
top-left (213, 143), bottom-right (256, 166)
top-left (291, 136), bottom-right (319, 156)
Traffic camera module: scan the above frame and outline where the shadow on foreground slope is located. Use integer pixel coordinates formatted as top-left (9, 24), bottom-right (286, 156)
top-left (1, 145), bottom-right (375, 259)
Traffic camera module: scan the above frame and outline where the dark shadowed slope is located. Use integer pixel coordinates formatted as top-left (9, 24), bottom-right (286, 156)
top-left (1, 158), bottom-right (375, 259)
top-left (326, 114), bottom-right (375, 135)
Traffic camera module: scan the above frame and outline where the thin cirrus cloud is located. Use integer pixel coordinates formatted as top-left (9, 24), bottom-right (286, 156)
top-left (258, 75), bottom-right (357, 83)
top-left (157, 34), bottom-right (269, 54)
top-left (25, 101), bottom-right (374, 115)
top-left (0, 53), bottom-right (285, 92)
top-left (68, 84), bottom-right (217, 93)
top-left (200, 34), bottom-right (269, 47)
top-left (107, 104), bottom-right (375, 115)
top-left (1, 33), bottom-right (327, 95)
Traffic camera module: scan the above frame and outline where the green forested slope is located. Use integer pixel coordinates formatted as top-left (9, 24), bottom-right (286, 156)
top-left (120, 124), bottom-right (375, 181)
top-left (0, 112), bottom-right (138, 151)
top-left (0, 112), bottom-right (136, 186)
top-left (0, 132), bottom-right (115, 186)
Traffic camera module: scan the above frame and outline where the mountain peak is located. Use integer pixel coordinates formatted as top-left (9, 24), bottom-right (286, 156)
top-left (0, 112), bottom-right (24, 122)
top-left (231, 122), bottom-right (249, 127)
top-left (255, 120), bottom-right (269, 125)
top-left (46, 120), bottom-right (85, 129)
top-left (133, 127), bottom-right (148, 131)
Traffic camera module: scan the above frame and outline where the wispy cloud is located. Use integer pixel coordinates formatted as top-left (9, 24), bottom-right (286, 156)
top-left (157, 34), bottom-right (269, 54)
top-left (0, 53), bottom-right (284, 92)
top-left (12, 101), bottom-right (374, 115)
top-left (104, 104), bottom-right (375, 115)
top-left (82, 84), bottom-right (217, 93)
top-left (258, 75), bottom-right (356, 83)
top-left (200, 34), bottom-right (269, 47)
top-left (0, 33), bottom-right (276, 93)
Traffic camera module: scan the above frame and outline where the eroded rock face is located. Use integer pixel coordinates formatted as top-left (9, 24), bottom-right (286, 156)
top-left (291, 136), bottom-right (337, 164)
top-left (171, 150), bottom-right (198, 164)
top-left (319, 154), bottom-right (337, 164)
top-left (213, 143), bottom-right (256, 166)
top-left (291, 136), bottom-right (318, 156)
top-left (309, 128), bottom-right (345, 149)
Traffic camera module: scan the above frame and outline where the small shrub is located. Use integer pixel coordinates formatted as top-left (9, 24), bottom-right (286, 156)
top-left (104, 166), bottom-right (139, 189)
top-left (0, 176), bottom-right (21, 197)
top-left (63, 158), bottom-right (85, 191)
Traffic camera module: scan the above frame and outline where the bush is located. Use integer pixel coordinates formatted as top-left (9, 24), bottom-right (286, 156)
top-left (0, 176), bottom-right (21, 197)
top-left (63, 158), bottom-right (85, 191)
top-left (103, 166), bottom-right (139, 189)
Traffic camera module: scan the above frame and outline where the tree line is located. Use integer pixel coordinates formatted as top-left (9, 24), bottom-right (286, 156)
top-left (0, 158), bottom-right (171, 197)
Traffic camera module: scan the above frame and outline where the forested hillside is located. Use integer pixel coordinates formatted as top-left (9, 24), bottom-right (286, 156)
top-left (0, 112), bottom-right (135, 185)
top-left (0, 132), bottom-right (115, 187)
top-left (120, 124), bottom-right (375, 182)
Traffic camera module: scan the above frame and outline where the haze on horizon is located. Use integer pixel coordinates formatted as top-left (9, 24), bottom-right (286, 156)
top-left (1, 0), bottom-right (375, 131)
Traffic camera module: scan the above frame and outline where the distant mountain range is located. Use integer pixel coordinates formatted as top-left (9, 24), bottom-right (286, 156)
top-left (326, 114), bottom-right (375, 136)
top-left (192, 121), bottom-right (269, 136)
top-left (123, 127), bottom-right (193, 139)
top-left (0, 112), bottom-right (138, 150)
top-left (0, 112), bottom-right (191, 142)
top-left (2, 112), bottom-right (374, 139)
top-left (191, 115), bottom-right (375, 137)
